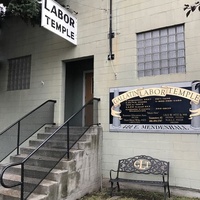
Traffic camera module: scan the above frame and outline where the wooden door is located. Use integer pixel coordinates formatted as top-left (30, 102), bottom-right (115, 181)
top-left (85, 72), bottom-right (93, 126)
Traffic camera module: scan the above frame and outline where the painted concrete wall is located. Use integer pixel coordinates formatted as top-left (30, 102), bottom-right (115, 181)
top-left (0, 0), bottom-right (109, 130)
top-left (0, 0), bottom-right (200, 196)
top-left (98, 0), bottom-right (200, 195)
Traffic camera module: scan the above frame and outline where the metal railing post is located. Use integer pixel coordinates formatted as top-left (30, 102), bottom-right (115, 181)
top-left (67, 122), bottom-right (69, 159)
top-left (21, 163), bottom-right (24, 200)
top-left (17, 121), bottom-right (20, 155)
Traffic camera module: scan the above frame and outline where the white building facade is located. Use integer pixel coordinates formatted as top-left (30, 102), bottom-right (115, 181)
top-left (0, 0), bottom-right (200, 196)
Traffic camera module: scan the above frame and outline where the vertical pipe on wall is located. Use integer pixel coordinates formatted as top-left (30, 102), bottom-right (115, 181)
top-left (108, 0), bottom-right (114, 60)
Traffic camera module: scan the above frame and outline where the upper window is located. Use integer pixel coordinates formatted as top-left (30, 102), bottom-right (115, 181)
top-left (137, 25), bottom-right (186, 77)
top-left (7, 55), bottom-right (31, 91)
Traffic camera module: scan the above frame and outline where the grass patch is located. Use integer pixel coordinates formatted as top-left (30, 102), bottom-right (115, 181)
top-left (80, 189), bottom-right (200, 200)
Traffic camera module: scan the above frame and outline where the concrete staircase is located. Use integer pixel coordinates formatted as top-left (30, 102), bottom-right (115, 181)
top-left (0, 126), bottom-right (102, 200)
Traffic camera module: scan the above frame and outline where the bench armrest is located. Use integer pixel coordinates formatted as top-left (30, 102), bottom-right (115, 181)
top-left (110, 169), bottom-right (118, 180)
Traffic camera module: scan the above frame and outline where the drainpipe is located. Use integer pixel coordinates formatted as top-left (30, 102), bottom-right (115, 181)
top-left (108, 0), bottom-right (115, 60)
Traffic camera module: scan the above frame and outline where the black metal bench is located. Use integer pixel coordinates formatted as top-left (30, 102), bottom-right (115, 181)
top-left (109, 155), bottom-right (170, 200)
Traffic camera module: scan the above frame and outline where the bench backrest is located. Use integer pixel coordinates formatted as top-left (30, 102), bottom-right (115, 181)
top-left (118, 155), bottom-right (169, 176)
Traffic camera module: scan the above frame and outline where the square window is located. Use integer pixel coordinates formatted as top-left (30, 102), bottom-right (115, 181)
top-left (145, 32), bottom-right (152, 39)
top-left (7, 55), bottom-right (31, 91)
top-left (161, 52), bottom-right (168, 59)
top-left (138, 48), bottom-right (145, 55)
top-left (178, 58), bottom-right (185, 65)
top-left (169, 35), bottom-right (176, 43)
top-left (153, 46), bottom-right (160, 53)
top-left (177, 66), bottom-right (186, 73)
top-left (145, 47), bottom-right (152, 54)
top-left (169, 59), bottom-right (176, 67)
top-left (153, 68), bottom-right (160, 75)
top-left (145, 62), bottom-right (152, 70)
top-left (137, 40), bottom-right (145, 48)
top-left (138, 63), bottom-right (145, 70)
top-left (145, 55), bottom-right (152, 62)
top-left (144, 70), bottom-right (152, 76)
top-left (138, 55), bottom-right (145, 62)
top-left (145, 39), bottom-right (152, 47)
top-left (160, 36), bottom-right (168, 44)
top-left (153, 30), bottom-right (159, 38)
top-left (137, 33), bottom-right (145, 41)
top-left (137, 24), bottom-right (185, 77)
top-left (160, 29), bottom-right (167, 36)
top-left (169, 51), bottom-right (176, 59)
top-left (177, 33), bottom-right (184, 41)
top-left (177, 41), bottom-right (185, 49)
top-left (161, 44), bottom-right (168, 51)
top-left (177, 25), bottom-right (184, 33)
top-left (169, 67), bottom-right (177, 73)
top-left (177, 50), bottom-right (184, 57)
top-left (168, 27), bottom-right (176, 35)
top-left (153, 53), bottom-right (160, 61)
top-left (138, 70), bottom-right (144, 77)
top-left (161, 67), bottom-right (169, 74)
top-left (153, 61), bottom-right (160, 68)
top-left (161, 60), bottom-right (168, 68)
top-left (153, 38), bottom-right (160, 45)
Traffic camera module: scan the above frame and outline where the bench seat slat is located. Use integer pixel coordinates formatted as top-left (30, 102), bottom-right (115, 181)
top-left (110, 178), bottom-right (167, 186)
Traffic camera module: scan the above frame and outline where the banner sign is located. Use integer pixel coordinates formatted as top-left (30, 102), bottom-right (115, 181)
top-left (110, 81), bottom-right (200, 133)
top-left (41, 0), bottom-right (77, 45)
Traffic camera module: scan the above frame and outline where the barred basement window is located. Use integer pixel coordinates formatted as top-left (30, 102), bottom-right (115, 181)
top-left (7, 55), bottom-right (31, 91)
top-left (137, 25), bottom-right (186, 77)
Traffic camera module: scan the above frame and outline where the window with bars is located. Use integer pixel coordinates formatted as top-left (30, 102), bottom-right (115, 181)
top-left (137, 25), bottom-right (186, 77)
top-left (7, 55), bottom-right (31, 91)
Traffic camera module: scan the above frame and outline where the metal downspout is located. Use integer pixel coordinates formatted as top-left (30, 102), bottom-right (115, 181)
top-left (108, 0), bottom-right (115, 60)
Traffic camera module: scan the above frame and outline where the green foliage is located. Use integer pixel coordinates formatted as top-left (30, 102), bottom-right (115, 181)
top-left (7, 0), bottom-right (41, 25)
top-left (184, 1), bottom-right (200, 17)
top-left (0, 0), bottom-right (41, 27)
top-left (0, 0), bottom-right (12, 7)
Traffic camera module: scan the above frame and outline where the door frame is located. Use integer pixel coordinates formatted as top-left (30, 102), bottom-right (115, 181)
top-left (63, 56), bottom-right (94, 125)
top-left (83, 70), bottom-right (93, 104)
top-left (83, 70), bottom-right (93, 125)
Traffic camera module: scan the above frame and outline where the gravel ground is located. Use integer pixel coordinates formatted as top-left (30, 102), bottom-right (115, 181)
top-left (80, 189), bottom-right (200, 200)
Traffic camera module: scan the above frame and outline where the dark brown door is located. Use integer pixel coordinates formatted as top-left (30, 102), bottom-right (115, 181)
top-left (85, 72), bottom-right (93, 126)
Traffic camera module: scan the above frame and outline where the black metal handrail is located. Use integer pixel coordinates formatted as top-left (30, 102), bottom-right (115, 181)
top-left (0, 100), bottom-right (56, 162)
top-left (0, 97), bottom-right (100, 200)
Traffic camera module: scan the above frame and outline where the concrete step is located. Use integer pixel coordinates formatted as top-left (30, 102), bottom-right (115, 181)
top-left (77, 140), bottom-right (92, 150)
top-left (37, 132), bottom-right (90, 141)
top-left (0, 126), bottom-right (98, 200)
top-left (10, 154), bottom-right (65, 169)
top-left (20, 146), bottom-right (67, 158)
top-left (6, 165), bottom-right (52, 180)
top-left (45, 126), bottom-right (88, 134)
top-left (29, 139), bottom-right (77, 149)
top-left (1, 173), bottom-right (57, 194)
top-left (5, 164), bottom-right (68, 182)
top-left (20, 146), bottom-right (85, 160)
top-left (0, 187), bottom-right (48, 200)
